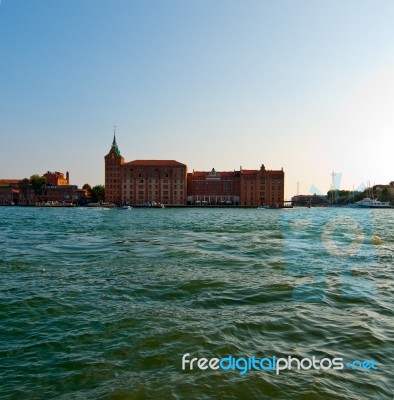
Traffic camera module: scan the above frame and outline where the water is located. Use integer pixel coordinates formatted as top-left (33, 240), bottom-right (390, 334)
top-left (0, 207), bottom-right (393, 399)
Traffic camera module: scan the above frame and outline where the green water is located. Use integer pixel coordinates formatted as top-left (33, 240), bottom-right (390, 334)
top-left (0, 207), bottom-right (393, 399)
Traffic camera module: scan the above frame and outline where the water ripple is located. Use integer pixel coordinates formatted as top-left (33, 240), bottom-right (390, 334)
top-left (0, 207), bottom-right (393, 399)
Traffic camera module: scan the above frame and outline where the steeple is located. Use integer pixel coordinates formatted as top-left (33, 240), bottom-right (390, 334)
top-left (108, 125), bottom-right (121, 157)
top-left (112, 125), bottom-right (117, 147)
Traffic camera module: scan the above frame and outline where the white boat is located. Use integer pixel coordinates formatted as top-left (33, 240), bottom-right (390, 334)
top-left (118, 205), bottom-right (132, 210)
top-left (352, 198), bottom-right (391, 208)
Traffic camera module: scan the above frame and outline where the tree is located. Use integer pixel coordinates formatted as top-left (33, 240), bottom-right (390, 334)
top-left (82, 183), bottom-right (92, 197)
top-left (379, 188), bottom-right (393, 203)
top-left (326, 189), bottom-right (363, 205)
top-left (30, 174), bottom-right (46, 201)
top-left (82, 183), bottom-right (92, 193)
top-left (91, 185), bottom-right (105, 202)
top-left (18, 178), bottom-right (30, 204)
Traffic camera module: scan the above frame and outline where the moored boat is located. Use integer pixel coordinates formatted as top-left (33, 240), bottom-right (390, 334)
top-left (351, 198), bottom-right (391, 208)
top-left (36, 201), bottom-right (75, 207)
top-left (87, 202), bottom-right (117, 208)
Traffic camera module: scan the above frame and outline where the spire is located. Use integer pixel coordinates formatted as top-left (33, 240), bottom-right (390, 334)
top-left (109, 125), bottom-right (121, 157)
top-left (112, 125), bottom-right (117, 147)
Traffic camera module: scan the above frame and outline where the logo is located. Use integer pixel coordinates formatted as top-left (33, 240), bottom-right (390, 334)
top-left (181, 354), bottom-right (378, 375)
top-left (281, 175), bottom-right (376, 302)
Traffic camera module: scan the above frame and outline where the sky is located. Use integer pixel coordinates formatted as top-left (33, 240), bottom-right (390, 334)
top-left (1, 0), bottom-right (394, 199)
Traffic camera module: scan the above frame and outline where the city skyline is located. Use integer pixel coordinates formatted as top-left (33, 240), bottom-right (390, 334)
top-left (1, 0), bottom-right (394, 199)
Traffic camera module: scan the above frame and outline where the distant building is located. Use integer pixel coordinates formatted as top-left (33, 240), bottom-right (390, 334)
top-left (291, 194), bottom-right (327, 207)
top-left (105, 135), bottom-right (285, 207)
top-left (39, 185), bottom-right (78, 203)
top-left (104, 135), bottom-right (187, 205)
top-left (373, 182), bottom-right (394, 197)
top-left (187, 168), bottom-right (240, 205)
top-left (187, 165), bottom-right (284, 207)
top-left (0, 179), bottom-right (21, 188)
top-left (44, 171), bottom-right (70, 186)
top-left (75, 189), bottom-right (91, 205)
top-left (0, 180), bottom-right (21, 205)
top-left (16, 172), bottom-right (78, 205)
top-left (240, 165), bottom-right (285, 207)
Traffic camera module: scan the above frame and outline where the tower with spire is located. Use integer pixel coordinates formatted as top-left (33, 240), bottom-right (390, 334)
top-left (104, 126), bottom-right (124, 203)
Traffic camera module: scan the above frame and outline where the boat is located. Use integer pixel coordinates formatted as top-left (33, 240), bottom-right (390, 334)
top-left (352, 198), bottom-right (392, 208)
top-left (36, 201), bottom-right (75, 207)
top-left (257, 205), bottom-right (270, 209)
top-left (87, 202), bottom-right (116, 208)
top-left (118, 205), bottom-right (132, 210)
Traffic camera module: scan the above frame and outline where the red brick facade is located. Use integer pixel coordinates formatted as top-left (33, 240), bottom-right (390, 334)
top-left (44, 171), bottom-right (69, 186)
top-left (187, 169), bottom-right (240, 205)
top-left (0, 187), bottom-right (19, 205)
top-left (104, 136), bottom-right (124, 203)
top-left (105, 136), bottom-right (187, 205)
top-left (121, 160), bottom-right (186, 205)
top-left (105, 136), bottom-right (285, 207)
top-left (17, 184), bottom-right (78, 205)
top-left (240, 166), bottom-right (284, 207)
top-left (187, 165), bottom-right (284, 207)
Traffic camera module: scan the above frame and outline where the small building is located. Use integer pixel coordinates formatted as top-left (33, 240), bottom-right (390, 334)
top-left (373, 182), bottom-right (394, 197)
top-left (44, 171), bottom-right (70, 186)
top-left (0, 180), bottom-right (21, 205)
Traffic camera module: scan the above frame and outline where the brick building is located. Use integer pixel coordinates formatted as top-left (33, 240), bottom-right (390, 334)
top-left (187, 165), bottom-right (284, 207)
top-left (44, 171), bottom-right (70, 186)
top-left (105, 135), bottom-right (187, 205)
top-left (17, 172), bottom-right (78, 205)
top-left (240, 165), bottom-right (285, 207)
top-left (0, 180), bottom-right (21, 205)
top-left (105, 135), bottom-right (285, 207)
top-left (187, 168), bottom-right (240, 205)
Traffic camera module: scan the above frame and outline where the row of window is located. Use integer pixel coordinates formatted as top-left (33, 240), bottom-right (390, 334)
top-left (124, 190), bottom-right (184, 196)
top-left (126, 179), bottom-right (184, 184)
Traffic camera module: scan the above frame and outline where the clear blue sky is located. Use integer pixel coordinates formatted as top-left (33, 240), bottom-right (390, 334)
top-left (1, 0), bottom-right (394, 198)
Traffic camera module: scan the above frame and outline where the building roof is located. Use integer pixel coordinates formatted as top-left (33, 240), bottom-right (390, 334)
top-left (44, 171), bottom-right (65, 177)
top-left (106, 134), bottom-right (122, 157)
top-left (0, 179), bottom-right (22, 185)
top-left (124, 160), bottom-right (186, 167)
top-left (189, 171), bottom-right (238, 177)
top-left (240, 170), bottom-right (258, 175)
